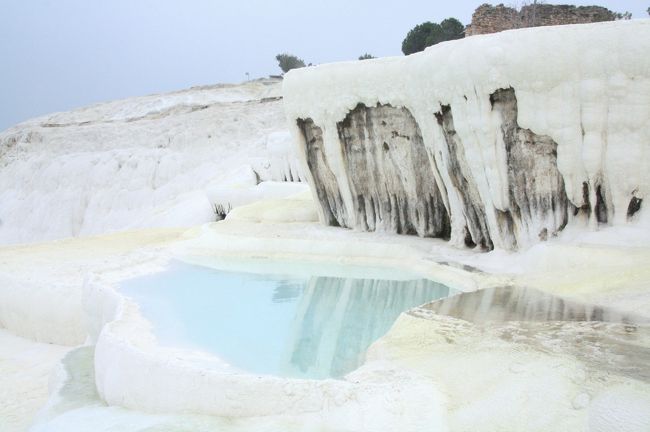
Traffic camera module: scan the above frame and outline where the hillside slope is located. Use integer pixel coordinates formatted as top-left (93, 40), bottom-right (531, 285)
top-left (0, 78), bottom-right (303, 245)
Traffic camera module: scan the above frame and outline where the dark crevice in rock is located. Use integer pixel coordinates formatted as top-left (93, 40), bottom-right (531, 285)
top-left (337, 103), bottom-right (450, 238)
top-left (538, 227), bottom-right (548, 241)
top-left (595, 183), bottom-right (608, 224)
top-left (463, 226), bottom-right (477, 248)
top-left (573, 181), bottom-right (592, 218)
top-left (260, 96), bottom-right (283, 103)
top-left (495, 209), bottom-right (517, 248)
top-left (627, 196), bottom-right (642, 220)
top-left (297, 118), bottom-right (346, 227)
top-left (490, 87), bottom-right (569, 246)
top-left (435, 104), bottom-right (494, 250)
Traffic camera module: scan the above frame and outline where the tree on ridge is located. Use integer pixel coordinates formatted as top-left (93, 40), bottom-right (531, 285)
top-left (276, 54), bottom-right (306, 74)
top-left (402, 18), bottom-right (465, 55)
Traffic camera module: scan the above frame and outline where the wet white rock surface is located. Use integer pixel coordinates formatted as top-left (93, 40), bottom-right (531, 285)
top-left (285, 21), bottom-right (650, 251)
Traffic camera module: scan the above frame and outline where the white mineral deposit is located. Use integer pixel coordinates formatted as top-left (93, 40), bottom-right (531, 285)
top-left (1, 4), bottom-right (649, 432)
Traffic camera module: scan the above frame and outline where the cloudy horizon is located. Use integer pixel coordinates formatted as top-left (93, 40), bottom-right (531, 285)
top-left (1, 0), bottom-right (647, 131)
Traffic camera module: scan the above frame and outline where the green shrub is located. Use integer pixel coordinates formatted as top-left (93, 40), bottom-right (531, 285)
top-left (402, 17), bottom-right (465, 55)
top-left (275, 53), bottom-right (306, 73)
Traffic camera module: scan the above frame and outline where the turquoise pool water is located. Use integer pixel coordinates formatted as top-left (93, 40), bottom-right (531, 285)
top-left (121, 261), bottom-right (453, 379)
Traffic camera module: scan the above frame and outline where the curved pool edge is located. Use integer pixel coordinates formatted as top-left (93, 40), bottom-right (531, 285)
top-left (74, 222), bottom-right (504, 420)
top-left (172, 222), bottom-right (507, 293)
top-left (83, 269), bottom-right (454, 420)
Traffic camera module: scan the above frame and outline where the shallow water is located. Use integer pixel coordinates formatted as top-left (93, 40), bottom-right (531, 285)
top-left (416, 286), bottom-right (650, 382)
top-left (121, 262), bottom-right (452, 379)
top-left (422, 286), bottom-right (650, 324)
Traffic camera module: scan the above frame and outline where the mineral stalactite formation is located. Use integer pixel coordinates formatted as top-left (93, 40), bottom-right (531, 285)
top-left (336, 103), bottom-right (450, 238)
top-left (435, 104), bottom-right (494, 250)
top-left (298, 118), bottom-right (347, 227)
top-left (489, 88), bottom-right (569, 249)
top-left (284, 21), bottom-right (650, 251)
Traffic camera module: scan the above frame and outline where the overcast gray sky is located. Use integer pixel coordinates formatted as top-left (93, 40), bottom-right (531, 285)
top-left (1, 0), bottom-right (646, 131)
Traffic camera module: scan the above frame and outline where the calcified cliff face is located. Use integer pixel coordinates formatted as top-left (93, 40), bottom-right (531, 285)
top-left (283, 21), bottom-right (650, 250)
top-left (297, 118), bottom-right (347, 227)
top-left (336, 104), bottom-right (450, 237)
top-left (0, 78), bottom-right (305, 245)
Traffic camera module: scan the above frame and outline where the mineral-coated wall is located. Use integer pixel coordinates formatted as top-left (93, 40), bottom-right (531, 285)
top-left (284, 21), bottom-right (650, 251)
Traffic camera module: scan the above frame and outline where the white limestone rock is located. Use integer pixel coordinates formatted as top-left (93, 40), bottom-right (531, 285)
top-left (0, 79), bottom-right (303, 245)
top-left (283, 21), bottom-right (650, 251)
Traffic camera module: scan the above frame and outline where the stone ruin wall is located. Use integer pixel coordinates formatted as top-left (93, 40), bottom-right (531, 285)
top-left (466, 3), bottom-right (617, 36)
